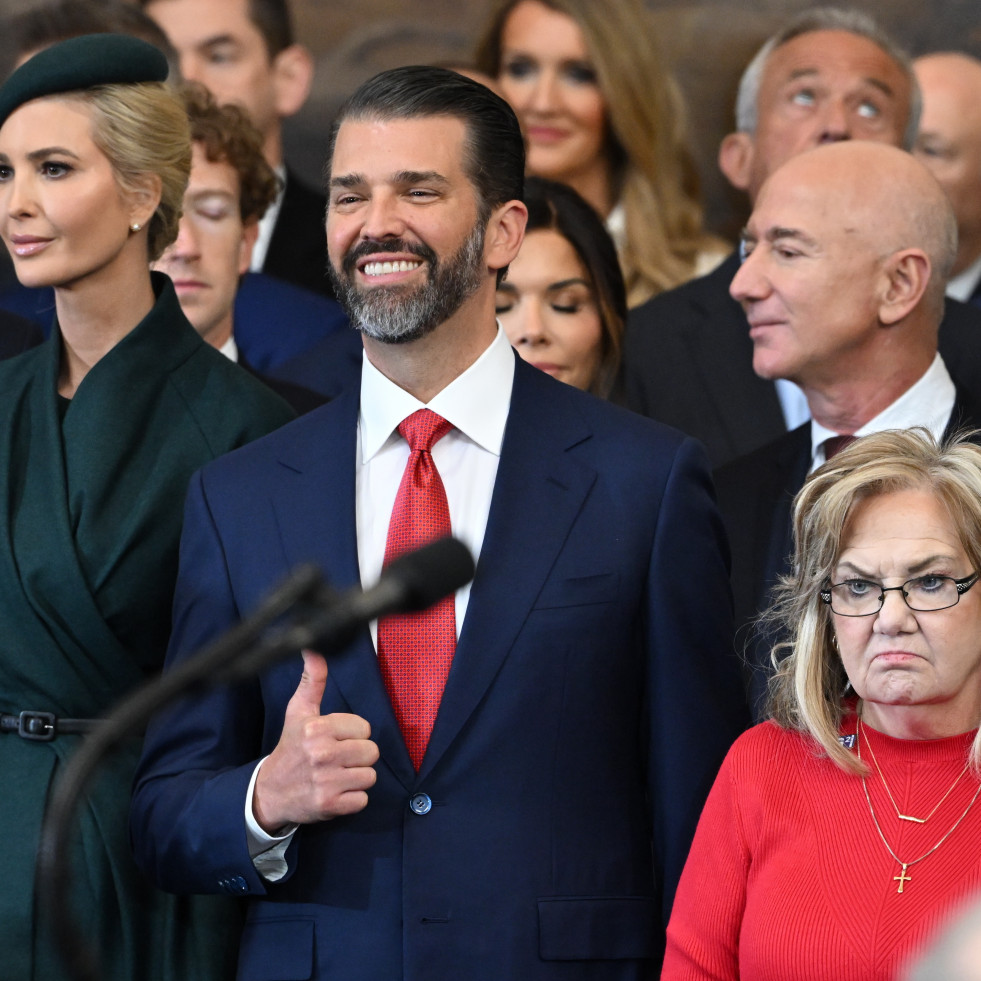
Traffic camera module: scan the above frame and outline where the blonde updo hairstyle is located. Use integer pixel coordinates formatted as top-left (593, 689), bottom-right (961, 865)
top-left (764, 428), bottom-right (981, 775)
top-left (64, 81), bottom-right (191, 261)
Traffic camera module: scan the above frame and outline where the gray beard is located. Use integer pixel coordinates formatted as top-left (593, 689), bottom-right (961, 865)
top-left (329, 223), bottom-right (486, 345)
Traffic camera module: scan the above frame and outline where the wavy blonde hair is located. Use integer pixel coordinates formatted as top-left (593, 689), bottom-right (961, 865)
top-left (475, 0), bottom-right (726, 306)
top-left (764, 428), bottom-right (981, 775)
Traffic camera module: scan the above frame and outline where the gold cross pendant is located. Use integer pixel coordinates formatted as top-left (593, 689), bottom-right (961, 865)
top-left (894, 864), bottom-right (911, 893)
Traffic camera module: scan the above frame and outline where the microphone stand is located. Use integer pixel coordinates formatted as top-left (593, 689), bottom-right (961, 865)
top-left (36, 562), bottom-right (328, 981)
top-left (37, 535), bottom-right (475, 981)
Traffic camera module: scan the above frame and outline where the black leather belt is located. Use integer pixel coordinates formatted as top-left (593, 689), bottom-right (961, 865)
top-left (0, 711), bottom-right (103, 741)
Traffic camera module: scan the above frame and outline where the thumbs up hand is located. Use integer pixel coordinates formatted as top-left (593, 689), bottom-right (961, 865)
top-left (253, 649), bottom-right (379, 833)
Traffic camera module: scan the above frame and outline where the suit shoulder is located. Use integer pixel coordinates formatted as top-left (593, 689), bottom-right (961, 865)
top-left (625, 276), bottom-right (710, 346)
top-left (524, 371), bottom-right (705, 480)
top-left (625, 254), bottom-right (737, 338)
top-left (585, 391), bottom-right (692, 452)
top-left (715, 424), bottom-right (808, 487)
top-left (196, 387), bottom-right (352, 481)
top-left (170, 343), bottom-right (296, 440)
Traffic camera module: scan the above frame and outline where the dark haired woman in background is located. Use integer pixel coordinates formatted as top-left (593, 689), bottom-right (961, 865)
top-left (496, 176), bottom-right (625, 398)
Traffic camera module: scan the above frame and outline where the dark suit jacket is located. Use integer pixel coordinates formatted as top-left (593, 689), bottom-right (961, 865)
top-left (238, 354), bottom-right (328, 415)
top-left (262, 169), bottom-right (333, 299)
top-left (269, 326), bottom-right (364, 399)
top-left (621, 252), bottom-right (981, 467)
top-left (714, 391), bottom-right (981, 717)
top-left (233, 272), bottom-right (349, 373)
top-left (0, 308), bottom-right (42, 360)
top-left (131, 355), bottom-right (749, 981)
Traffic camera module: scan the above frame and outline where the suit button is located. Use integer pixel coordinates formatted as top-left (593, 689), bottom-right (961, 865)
top-left (228, 875), bottom-right (249, 894)
top-left (409, 793), bottom-right (432, 815)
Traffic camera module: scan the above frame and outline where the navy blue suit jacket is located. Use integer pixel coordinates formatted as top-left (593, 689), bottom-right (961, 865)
top-left (132, 356), bottom-right (748, 981)
top-left (232, 272), bottom-right (349, 372)
top-left (269, 327), bottom-right (364, 399)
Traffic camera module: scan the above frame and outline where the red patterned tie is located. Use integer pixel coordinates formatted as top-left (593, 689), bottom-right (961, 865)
top-left (377, 409), bottom-right (456, 769)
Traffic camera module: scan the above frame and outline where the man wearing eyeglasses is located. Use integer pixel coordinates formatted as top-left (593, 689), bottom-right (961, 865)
top-left (713, 138), bottom-right (981, 718)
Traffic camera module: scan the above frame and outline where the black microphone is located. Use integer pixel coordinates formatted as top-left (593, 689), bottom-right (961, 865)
top-left (347, 533), bottom-right (476, 617)
top-left (37, 536), bottom-right (475, 981)
top-left (223, 535), bottom-right (475, 681)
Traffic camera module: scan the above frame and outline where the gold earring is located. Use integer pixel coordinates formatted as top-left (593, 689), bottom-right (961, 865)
top-left (130, 223), bottom-right (141, 233)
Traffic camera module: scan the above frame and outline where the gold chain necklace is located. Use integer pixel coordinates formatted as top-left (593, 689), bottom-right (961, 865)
top-left (857, 722), bottom-right (981, 894)
top-left (860, 719), bottom-right (971, 823)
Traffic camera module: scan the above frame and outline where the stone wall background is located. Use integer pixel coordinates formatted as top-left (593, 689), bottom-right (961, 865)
top-left (5, 0), bottom-right (981, 239)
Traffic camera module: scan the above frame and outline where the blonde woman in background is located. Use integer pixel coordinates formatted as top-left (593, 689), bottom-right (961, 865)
top-left (476, 0), bottom-right (727, 307)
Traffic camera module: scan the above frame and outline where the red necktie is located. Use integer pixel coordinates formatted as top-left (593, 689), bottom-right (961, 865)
top-left (823, 434), bottom-right (857, 459)
top-left (377, 409), bottom-right (456, 769)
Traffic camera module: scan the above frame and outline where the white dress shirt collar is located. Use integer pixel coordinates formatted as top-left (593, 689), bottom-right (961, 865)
top-left (218, 334), bottom-right (240, 363)
top-left (249, 164), bottom-right (287, 272)
top-left (946, 253), bottom-right (981, 303)
top-left (359, 324), bottom-right (515, 461)
top-left (810, 353), bottom-right (956, 468)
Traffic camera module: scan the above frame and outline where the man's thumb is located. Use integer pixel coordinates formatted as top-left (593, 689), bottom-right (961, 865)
top-left (287, 648), bottom-right (328, 718)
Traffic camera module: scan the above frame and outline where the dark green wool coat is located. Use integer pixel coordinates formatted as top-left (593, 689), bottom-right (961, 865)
top-left (0, 275), bottom-right (294, 981)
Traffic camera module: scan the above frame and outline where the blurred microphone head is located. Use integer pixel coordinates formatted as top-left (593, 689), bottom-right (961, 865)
top-left (385, 536), bottom-right (475, 612)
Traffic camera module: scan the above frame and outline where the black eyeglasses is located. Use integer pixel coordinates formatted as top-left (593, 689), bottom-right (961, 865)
top-left (820, 572), bottom-right (980, 617)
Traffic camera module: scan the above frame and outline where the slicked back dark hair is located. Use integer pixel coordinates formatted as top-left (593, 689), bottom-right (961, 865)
top-left (324, 65), bottom-right (525, 222)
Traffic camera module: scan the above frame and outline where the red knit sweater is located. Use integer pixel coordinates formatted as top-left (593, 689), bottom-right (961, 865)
top-left (662, 717), bottom-right (981, 980)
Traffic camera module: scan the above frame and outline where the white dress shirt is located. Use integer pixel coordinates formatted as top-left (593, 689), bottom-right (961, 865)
top-left (775, 378), bottom-right (811, 431)
top-left (218, 335), bottom-right (239, 363)
top-left (246, 325), bottom-right (516, 877)
top-left (249, 165), bottom-right (286, 273)
top-left (356, 325), bottom-right (514, 638)
top-left (809, 353), bottom-right (956, 470)
top-left (946, 253), bottom-right (981, 303)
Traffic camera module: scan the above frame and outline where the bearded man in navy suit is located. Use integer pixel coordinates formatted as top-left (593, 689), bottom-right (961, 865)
top-left (132, 66), bottom-right (747, 980)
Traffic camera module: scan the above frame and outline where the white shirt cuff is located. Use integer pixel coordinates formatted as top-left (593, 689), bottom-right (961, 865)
top-left (244, 756), bottom-right (297, 881)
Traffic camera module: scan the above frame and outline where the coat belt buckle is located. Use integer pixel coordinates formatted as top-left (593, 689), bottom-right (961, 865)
top-left (18, 710), bottom-right (56, 741)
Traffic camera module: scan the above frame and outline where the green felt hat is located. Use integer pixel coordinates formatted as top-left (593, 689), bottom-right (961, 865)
top-left (0, 33), bottom-right (169, 130)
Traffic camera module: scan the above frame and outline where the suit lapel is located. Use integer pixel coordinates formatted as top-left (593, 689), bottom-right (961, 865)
top-left (419, 359), bottom-right (597, 778)
top-left (756, 425), bottom-right (811, 603)
top-left (270, 386), bottom-right (419, 787)
top-left (687, 255), bottom-right (786, 460)
top-left (268, 362), bottom-right (601, 784)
